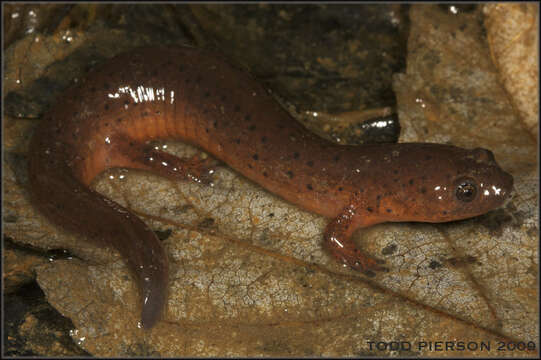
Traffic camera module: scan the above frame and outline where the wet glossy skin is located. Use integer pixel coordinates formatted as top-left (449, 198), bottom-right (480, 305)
top-left (28, 46), bottom-right (513, 329)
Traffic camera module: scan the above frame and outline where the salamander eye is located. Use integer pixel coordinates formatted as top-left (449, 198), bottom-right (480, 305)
top-left (455, 179), bottom-right (477, 202)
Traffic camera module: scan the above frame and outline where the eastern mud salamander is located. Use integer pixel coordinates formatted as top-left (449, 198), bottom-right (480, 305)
top-left (28, 46), bottom-right (513, 329)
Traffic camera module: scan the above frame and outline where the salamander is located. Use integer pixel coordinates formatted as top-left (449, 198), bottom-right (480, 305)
top-left (28, 46), bottom-right (514, 329)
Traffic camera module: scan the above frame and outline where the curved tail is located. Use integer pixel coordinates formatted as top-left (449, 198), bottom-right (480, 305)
top-left (28, 142), bottom-right (168, 329)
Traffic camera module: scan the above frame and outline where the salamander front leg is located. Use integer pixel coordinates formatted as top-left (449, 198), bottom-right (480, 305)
top-left (110, 136), bottom-right (216, 184)
top-left (323, 209), bottom-right (387, 276)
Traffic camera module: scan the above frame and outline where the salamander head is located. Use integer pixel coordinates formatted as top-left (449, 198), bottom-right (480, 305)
top-left (391, 146), bottom-right (514, 223)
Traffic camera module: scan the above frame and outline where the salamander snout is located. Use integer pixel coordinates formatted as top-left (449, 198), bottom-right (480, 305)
top-left (500, 169), bottom-right (514, 199)
top-left (449, 148), bottom-right (514, 218)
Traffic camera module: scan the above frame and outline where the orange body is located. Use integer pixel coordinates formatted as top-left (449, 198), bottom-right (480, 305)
top-left (28, 46), bottom-right (513, 328)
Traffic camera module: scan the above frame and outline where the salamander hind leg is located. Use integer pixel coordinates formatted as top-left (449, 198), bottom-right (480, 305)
top-left (110, 135), bottom-right (215, 185)
top-left (323, 205), bottom-right (387, 276)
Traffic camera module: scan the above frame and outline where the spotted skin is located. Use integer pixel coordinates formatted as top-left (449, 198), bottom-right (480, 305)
top-left (28, 46), bottom-right (513, 329)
